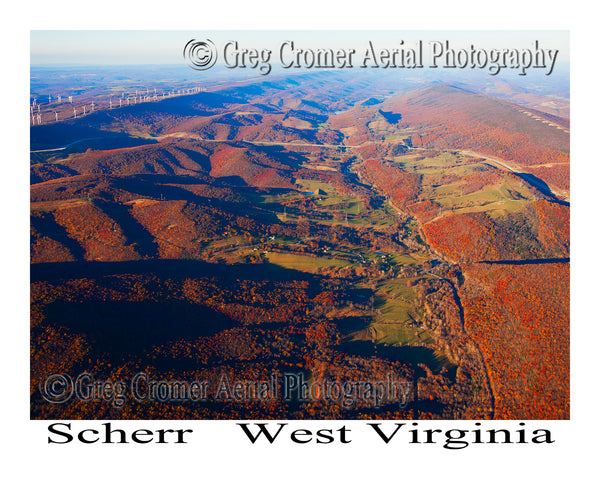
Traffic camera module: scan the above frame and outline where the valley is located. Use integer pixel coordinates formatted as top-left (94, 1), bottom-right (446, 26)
top-left (30, 70), bottom-right (569, 420)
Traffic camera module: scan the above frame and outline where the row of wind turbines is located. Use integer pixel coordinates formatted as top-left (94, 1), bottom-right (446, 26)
top-left (30, 86), bottom-right (206, 126)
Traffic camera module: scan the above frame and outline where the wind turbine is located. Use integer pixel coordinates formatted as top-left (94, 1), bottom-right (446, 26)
top-left (83, 105), bottom-right (86, 115)
top-left (55, 112), bottom-right (58, 121)
top-left (73, 108), bottom-right (77, 118)
top-left (119, 98), bottom-right (122, 107)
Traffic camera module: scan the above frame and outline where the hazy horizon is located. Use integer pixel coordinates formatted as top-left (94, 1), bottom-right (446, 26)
top-left (31, 30), bottom-right (570, 65)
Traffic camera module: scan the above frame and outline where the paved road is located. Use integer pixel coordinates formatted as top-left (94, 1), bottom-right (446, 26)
top-left (460, 149), bottom-right (569, 203)
top-left (30, 137), bottom-right (103, 153)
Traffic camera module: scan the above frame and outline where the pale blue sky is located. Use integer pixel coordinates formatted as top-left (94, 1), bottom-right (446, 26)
top-left (31, 30), bottom-right (569, 65)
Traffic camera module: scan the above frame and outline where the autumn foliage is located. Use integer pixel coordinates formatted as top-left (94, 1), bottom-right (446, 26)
top-left (459, 262), bottom-right (569, 419)
top-left (421, 199), bottom-right (569, 263)
top-left (30, 75), bottom-right (570, 421)
top-left (386, 84), bottom-right (570, 191)
top-left (361, 159), bottom-right (421, 207)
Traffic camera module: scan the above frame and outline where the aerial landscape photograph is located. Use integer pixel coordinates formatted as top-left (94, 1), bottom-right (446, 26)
top-left (29, 30), bottom-right (570, 421)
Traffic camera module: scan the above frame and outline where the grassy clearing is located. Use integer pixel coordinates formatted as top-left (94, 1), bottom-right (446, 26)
top-left (373, 294), bottom-right (416, 324)
top-left (386, 253), bottom-right (422, 266)
top-left (371, 323), bottom-right (433, 345)
top-left (453, 199), bottom-right (529, 216)
top-left (395, 151), bottom-right (461, 168)
top-left (431, 183), bottom-right (532, 214)
top-left (263, 252), bottom-right (352, 273)
top-left (256, 182), bottom-right (397, 231)
top-left (401, 151), bottom-right (537, 218)
top-left (354, 277), bottom-right (432, 346)
top-left (394, 151), bottom-right (484, 176)
top-left (203, 236), bottom-right (247, 250)
top-left (315, 195), bottom-right (357, 209)
top-left (251, 192), bottom-right (297, 205)
top-left (340, 276), bottom-right (454, 371)
top-left (377, 278), bottom-right (418, 300)
top-left (274, 197), bottom-right (396, 229)
top-left (294, 178), bottom-right (335, 194)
